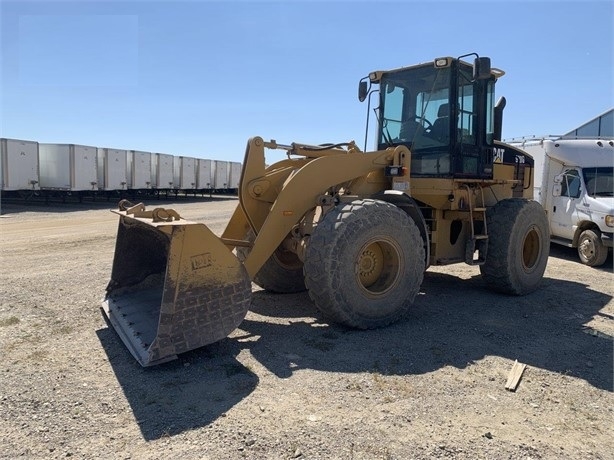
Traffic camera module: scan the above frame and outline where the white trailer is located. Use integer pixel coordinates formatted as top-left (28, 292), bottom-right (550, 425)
top-left (38, 143), bottom-right (98, 191)
top-left (515, 138), bottom-right (614, 266)
top-left (173, 156), bottom-right (196, 190)
top-left (152, 153), bottom-right (174, 189)
top-left (196, 159), bottom-right (213, 190)
top-left (127, 150), bottom-right (152, 189)
top-left (228, 161), bottom-right (242, 192)
top-left (213, 160), bottom-right (229, 191)
top-left (97, 148), bottom-right (127, 191)
top-left (1, 138), bottom-right (40, 191)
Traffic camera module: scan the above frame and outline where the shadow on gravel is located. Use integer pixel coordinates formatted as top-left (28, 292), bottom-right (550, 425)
top-left (98, 268), bottom-right (612, 441)
top-left (97, 327), bottom-right (257, 441)
top-left (243, 272), bottom-right (613, 391)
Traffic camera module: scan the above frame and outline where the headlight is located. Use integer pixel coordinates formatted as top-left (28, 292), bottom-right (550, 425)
top-left (606, 215), bottom-right (614, 227)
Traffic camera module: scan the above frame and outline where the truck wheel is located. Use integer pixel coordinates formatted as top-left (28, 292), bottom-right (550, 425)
top-left (303, 199), bottom-right (425, 329)
top-left (236, 230), bottom-right (306, 293)
top-left (577, 229), bottom-right (609, 267)
top-left (480, 199), bottom-right (550, 295)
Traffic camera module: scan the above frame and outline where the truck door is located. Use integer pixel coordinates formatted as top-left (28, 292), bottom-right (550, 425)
top-left (550, 168), bottom-right (581, 240)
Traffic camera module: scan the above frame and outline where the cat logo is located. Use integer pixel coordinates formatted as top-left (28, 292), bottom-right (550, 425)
top-left (191, 253), bottom-right (213, 270)
top-left (493, 147), bottom-right (505, 163)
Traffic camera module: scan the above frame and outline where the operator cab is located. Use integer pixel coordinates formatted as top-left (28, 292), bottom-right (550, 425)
top-left (360, 54), bottom-right (505, 179)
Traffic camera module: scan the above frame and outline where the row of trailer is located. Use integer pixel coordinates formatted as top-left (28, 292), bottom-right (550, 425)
top-left (0, 138), bottom-right (242, 195)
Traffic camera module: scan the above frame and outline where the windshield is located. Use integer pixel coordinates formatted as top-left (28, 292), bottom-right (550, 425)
top-left (377, 63), bottom-right (492, 152)
top-left (583, 167), bottom-right (614, 197)
top-left (378, 66), bottom-right (451, 150)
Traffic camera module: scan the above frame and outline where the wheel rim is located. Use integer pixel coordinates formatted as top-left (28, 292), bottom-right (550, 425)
top-left (578, 236), bottom-right (595, 260)
top-left (522, 225), bottom-right (541, 271)
top-left (356, 237), bottom-right (402, 297)
top-left (273, 246), bottom-right (303, 270)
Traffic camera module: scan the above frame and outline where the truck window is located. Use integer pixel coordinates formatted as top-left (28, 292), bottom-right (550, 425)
top-left (583, 167), bottom-right (614, 197)
top-left (560, 169), bottom-right (581, 198)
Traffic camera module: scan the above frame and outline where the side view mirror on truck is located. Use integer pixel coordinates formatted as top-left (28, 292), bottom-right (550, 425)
top-left (552, 174), bottom-right (563, 197)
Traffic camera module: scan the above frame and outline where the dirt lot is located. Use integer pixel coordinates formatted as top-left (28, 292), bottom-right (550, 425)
top-left (1, 196), bottom-right (612, 460)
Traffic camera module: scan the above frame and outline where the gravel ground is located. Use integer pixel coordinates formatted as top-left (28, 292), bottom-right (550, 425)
top-left (1, 196), bottom-right (612, 460)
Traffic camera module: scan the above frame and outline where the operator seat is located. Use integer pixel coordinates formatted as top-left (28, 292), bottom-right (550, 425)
top-left (429, 103), bottom-right (450, 142)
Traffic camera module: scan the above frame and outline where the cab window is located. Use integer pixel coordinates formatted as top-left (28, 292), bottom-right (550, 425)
top-left (560, 169), bottom-right (581, 198)
top-left (457, 82), bottom-right (476, 144)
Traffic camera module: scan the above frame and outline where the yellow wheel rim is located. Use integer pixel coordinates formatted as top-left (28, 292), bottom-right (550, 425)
top-left (356, 238), bottom-right (402, 297)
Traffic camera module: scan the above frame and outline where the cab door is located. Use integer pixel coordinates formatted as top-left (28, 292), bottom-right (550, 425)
top-left (454, 69), bottom-right (492, 178)
top-left (550, 168), bottom-right (581, 240)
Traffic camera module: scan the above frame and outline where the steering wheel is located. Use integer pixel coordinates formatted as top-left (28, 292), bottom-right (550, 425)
top-left (414, 116), bottom-right (433, 132)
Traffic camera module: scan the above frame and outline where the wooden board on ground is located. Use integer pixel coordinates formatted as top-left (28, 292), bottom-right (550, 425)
top-left (505, 360), bottom-right (527, 391)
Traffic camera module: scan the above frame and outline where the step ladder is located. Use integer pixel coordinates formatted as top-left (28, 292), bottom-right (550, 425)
top-left (461, 184), bottom-right (488, 265)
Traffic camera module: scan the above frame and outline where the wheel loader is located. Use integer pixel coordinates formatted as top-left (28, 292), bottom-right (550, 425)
top-left (102, 53), bottom-right (550, 366)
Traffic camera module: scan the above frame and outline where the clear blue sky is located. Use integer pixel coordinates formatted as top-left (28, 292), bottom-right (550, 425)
top-left (1, 0), bottom-right (612, 164)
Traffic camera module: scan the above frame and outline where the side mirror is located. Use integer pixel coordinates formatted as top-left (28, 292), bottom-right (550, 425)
top-left (552, 184), bottom-right (562, 197)
top-left (552, 174), bottom-right (563, 197)
top-left (473, 57), bottom-right (492, 80)
top-left (358, 81), bottom-right (368, 102)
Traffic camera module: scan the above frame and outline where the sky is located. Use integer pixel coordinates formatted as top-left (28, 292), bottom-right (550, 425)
top-left (1, 0), bottom-right (612, 164)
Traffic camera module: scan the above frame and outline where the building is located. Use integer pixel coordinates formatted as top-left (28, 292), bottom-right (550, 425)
top-left (562, 108), bottom-right (613, 139)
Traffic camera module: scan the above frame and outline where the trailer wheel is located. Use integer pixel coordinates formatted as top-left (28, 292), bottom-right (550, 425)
top-left (304, 199), bottom-right (425, 329)
top-left (236, 230), bottom-right (306, 293)
top-left (577, 229), bottom-right (609, 267)
top-left (480, 199), bottom-right (549, 295)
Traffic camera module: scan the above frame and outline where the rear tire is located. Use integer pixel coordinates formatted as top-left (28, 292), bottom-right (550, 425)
top-left (236, 230), bottom-right (306, 293)
top-left (303, 199), bottom-right (425, 329)
top-left (577, 229), bottom-right (609, 267)
top-left (480, 199), bottom-right (549, 295)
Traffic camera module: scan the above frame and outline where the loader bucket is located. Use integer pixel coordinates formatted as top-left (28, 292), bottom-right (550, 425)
top-left (102, 208), bottom-right (251, 366)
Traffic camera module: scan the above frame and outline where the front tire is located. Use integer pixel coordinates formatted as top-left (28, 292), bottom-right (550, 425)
top-left (480, 199), bottom-right (550, 295)
top-left (577, 229), bottom-right (609, 267)
top-left (303, 199), bottom-right (425, 329)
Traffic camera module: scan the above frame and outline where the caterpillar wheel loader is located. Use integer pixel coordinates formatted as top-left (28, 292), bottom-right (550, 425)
top-left (102, 53), bottom-right (550, 366)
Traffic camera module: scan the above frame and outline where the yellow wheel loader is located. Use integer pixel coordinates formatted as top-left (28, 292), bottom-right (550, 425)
top-left (103, 53), bottom-right (550, 366)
